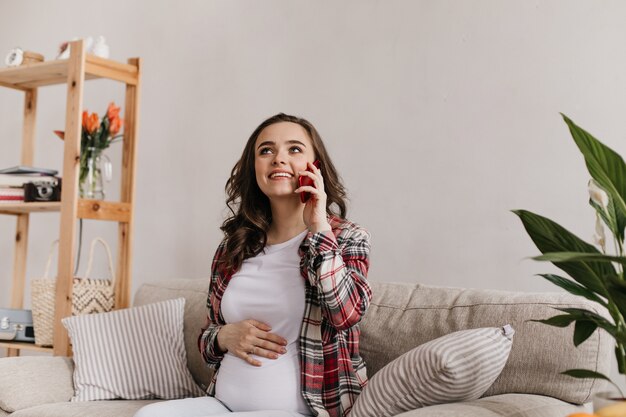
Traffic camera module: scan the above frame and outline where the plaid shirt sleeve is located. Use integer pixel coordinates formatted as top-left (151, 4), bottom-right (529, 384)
top-left (197, 240), bottom-right (227, 369)
top-left (305, 226), bottom-right (372, 331)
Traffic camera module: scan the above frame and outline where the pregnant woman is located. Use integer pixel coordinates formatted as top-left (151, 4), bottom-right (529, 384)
top-left (135, 113), bottom-right (371, 417)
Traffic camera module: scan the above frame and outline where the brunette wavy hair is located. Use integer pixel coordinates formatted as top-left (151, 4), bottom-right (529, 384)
top-left (219, 113), bottom-right (348, 274)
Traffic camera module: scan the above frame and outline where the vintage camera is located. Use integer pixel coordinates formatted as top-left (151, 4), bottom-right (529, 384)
top-left (24, 178), bottom-right (62, 202)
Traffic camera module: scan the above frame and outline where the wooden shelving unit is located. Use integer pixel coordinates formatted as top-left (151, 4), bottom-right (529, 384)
top-left (0, 39), bottom-right (141, 356)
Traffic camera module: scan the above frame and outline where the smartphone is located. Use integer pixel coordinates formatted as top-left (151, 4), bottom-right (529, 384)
top-left (298, 160), bottom-right (321, 203)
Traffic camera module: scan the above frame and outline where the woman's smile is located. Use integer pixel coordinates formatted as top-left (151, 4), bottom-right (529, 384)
top-left (268, 170), bottom-right (295, 180)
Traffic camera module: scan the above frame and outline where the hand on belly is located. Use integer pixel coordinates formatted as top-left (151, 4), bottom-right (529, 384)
top-left (217, 319), bottom-right (288, 366)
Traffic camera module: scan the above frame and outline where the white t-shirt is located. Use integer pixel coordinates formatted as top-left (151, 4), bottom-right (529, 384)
top-left (215, 229), bottom-right (311, 415)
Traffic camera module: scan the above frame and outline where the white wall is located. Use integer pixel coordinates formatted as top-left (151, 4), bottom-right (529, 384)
top-left (1, 0), bottom-right (625, 384)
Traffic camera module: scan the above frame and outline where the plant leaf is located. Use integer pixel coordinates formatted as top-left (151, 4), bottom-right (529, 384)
top-left (534, 252), bottom-right (626, 266)
top-left (529, 314), bottom-right (577, 328)
top-left (513, 210), bottom-right (613, 297)
top-left (574, 320), bottom-right (598, 346)
top-left (562, 113), bottom-right (626, 240)
top-left (554, 307), bottom-right (617, 339)
top-left (564, 368), bottom-right (625, 397)
top-left (562, 369), bottom-right (614, 382)
top-left (616, 346), bottom-right (626, 374)
top-left (537, 274), bottom-right (608, 307)
top-left (604, 275), bottom-right (626, 325)
top-left (590, 198), bottom-right (622, 243)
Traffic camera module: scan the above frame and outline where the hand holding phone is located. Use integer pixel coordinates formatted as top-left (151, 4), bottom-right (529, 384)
top-left (298, 160), bottom-right (321, 203)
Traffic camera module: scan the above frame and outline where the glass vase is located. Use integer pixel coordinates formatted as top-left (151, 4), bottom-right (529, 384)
top-left (79, 147), bottom-right (112, 200)
top-left (594, 391), bottom-right (626, 416)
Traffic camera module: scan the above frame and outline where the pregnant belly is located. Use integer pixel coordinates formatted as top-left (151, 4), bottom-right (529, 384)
top-left (215, 349), bottom-right (309, 414)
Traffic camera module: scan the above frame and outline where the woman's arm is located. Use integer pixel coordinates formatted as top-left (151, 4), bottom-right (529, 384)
top-left (197, 240), bottom-right (228, 368)
top-left (198, 318), bottom-right (225, 368)
top-left (305, 226), bottom-right (372, 331)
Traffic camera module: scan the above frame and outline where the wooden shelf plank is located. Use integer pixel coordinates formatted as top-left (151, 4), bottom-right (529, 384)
top-left (77, 200), bottom-right (131, 222)
top-left (0, 60), bottom-right (69, 89)
top-left (0, 200), bottom-right (131, 222)
top-left (0, 341), bottom-right (53, 353)
top-left (85, 55), bottom-right (138, 86)
top-left (0, 202), bottom-right (61, 214)
top-left (0, 55), bottom-right (138, 89)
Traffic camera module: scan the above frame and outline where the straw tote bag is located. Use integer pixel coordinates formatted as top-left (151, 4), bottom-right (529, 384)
top-left (31, 238), bottom-right (116, 346)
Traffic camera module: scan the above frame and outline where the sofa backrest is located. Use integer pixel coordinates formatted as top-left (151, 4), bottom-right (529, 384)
top-left (134, 279), bottom-right (612, 404)
top-left (360, 281), bottom-right (612, 405)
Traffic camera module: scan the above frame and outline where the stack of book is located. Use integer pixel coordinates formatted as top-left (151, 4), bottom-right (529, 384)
top-left (0, 166), bottom-right (59, 204)
top-left (0, 186), bottom-right (25, 203)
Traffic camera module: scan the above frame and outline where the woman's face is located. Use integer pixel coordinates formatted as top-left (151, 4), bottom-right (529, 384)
top-left (254, 121), bottom-right (316, 201)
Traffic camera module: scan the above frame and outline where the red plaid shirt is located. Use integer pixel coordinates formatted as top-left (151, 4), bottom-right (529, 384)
top-left (198, 215), bottom-right (371, 417)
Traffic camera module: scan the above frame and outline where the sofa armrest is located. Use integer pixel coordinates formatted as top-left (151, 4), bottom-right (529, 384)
top-left (360, 281), bottom-right (612, 405)
top-left (0, 356), bottom-right (74, 413)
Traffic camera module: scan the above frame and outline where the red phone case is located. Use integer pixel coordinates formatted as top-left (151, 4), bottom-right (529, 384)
top-left (299, 160), bottom-right (321, 203)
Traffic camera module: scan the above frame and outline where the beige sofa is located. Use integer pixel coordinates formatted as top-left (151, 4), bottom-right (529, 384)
top-left (0, 279), bottom-right (612, 417)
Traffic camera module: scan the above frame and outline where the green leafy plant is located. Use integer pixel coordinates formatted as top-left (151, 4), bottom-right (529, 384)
top-left (513, 114), bottom-right (626, 395)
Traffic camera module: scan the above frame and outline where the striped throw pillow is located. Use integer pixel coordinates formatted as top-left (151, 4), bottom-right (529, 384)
top-left (62, 298), bottom-right (205, 401)
top-left (352, 325), bottom-right (514, 417)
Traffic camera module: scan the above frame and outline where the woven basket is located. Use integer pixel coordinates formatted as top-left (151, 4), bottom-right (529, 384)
top-left (31, 238), bottom-right (116, 346)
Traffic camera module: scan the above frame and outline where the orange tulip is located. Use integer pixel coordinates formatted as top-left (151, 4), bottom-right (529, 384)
top-left (107, 102), bottom-right (121, 120)
top-left (86, 112), bottom-right (100, 134)
top-left (109, 116), bottom-right (123, 136)
top-left (82, 111), bottom-right (89, 128)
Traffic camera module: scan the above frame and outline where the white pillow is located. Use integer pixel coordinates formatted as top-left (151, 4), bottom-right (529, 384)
top-left (351, 325), bottom-right (514, 417)
top-left (62, 298), bottom-right (204, 401)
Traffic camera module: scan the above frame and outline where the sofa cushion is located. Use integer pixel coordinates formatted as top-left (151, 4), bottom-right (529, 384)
top-left (360, 281), bottom-right (612, 405)
top-left (0, 356), bottom-right (74, 413)
top-left (352, 326), bottom-right (514, 417)
top-left (10, 400), bottom-right (156, 417)
top-left (63, 298), bottom-right (204, 401)
top-left (133, 279), bottom-right (212, 391)
top-left (391, 393), bottom-right (585, 417)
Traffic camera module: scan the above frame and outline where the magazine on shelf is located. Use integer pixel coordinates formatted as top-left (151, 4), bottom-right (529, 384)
top-left (0, 166), bottom-right (58, 176)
